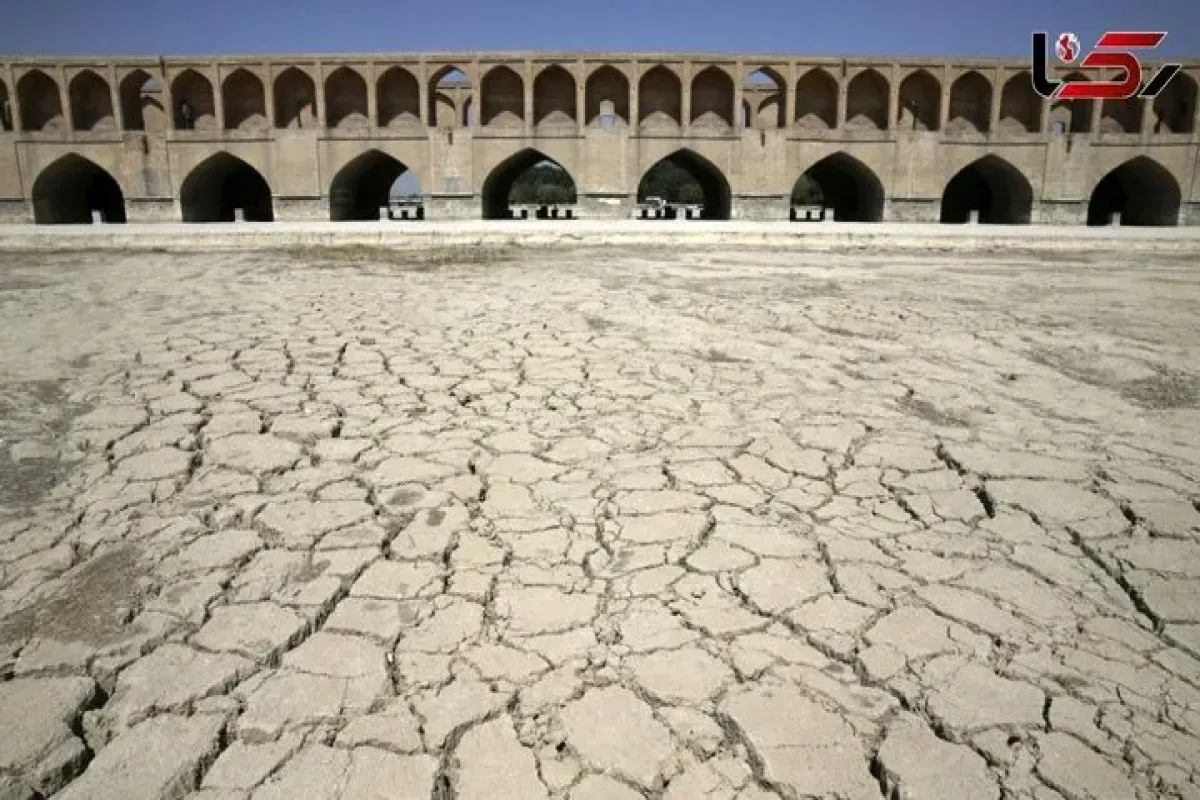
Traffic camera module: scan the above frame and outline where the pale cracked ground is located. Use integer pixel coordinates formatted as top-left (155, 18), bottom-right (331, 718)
top-left (0, 243), bottom-right (1199, 800)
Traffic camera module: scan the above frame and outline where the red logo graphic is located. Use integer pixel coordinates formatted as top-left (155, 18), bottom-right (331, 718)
top-left (1056, 32), bottom-right (1079, 62)
top-left (1031, 31), bottom-right (1183, 101)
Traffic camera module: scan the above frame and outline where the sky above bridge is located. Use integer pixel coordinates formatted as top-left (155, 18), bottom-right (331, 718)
top-left (1, 0), bottom-right (1197, 59)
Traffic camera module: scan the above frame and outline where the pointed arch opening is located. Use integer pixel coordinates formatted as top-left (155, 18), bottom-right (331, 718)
top-left (998, 72), bottom-right (1040, 133)
top-left (171, 69), bottom-right (215, 130)
top-left (326, 67), bottom-right (368, 129)
top-left (120, 70), bottom-right (164, 131)
top-left (482, 149), bottom-right (577, 219)
top-left (180, 152), bottom-right (273, 222)
top-left (1087, 157), bottom-right (1180, 226)
top-left (68, 70), bottom-right (114, 131)
top-left (690, 66), bottom-right (734, 130)
top-left (481, 66), bottom-right (524, 127)
top-left (223, 68), bottom-right (266, 131)
top-left (273, 67), bottom-right (316, 129)
top-left (377, 67), bottom-right (420, 128)
top-left (898, 70), bottom-right (940, 131)
top-left (329, 150), bottom-right (422, 221)
top-left (1100, 96), bottom-right (1142, 134)
top-left (32, 154), bottom-right (125, 224)
top-left (585, 65), bottom-right (629, 127)
top-left (1152, 73), bottom-right (1196, 134)
top-left (795, 68), bottom-right (837, 130)
top-left (846, 69), bottom-right (888, 129)
top-left (533, 65), bottom-right (576, 129)
top-left (790, 153), bottom-right (884, 222)
top-left (947, 71), bottom-right (992, 134)
top-left (429, 66), bottom-right (469, 127)
top-left (940, 156), bottom-right (1032, 224)
top-left (17, 69), bottom-right (64, 132)
top-left (638, 65), bottom-right (682, 130)
top-left (637, 149), bottom-right (731, 220)
top-left (747, 68), bottom-right (785, 130)
top-left (1049, 72), bottom-right (1091, 134)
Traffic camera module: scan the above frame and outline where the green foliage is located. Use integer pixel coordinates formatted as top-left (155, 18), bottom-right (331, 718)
top-left (509, 163), bottom-right (577, 205)
top-left (790, 174), bottom-right (824, 205)
top-left (636, 161), bottom-right (704, 204)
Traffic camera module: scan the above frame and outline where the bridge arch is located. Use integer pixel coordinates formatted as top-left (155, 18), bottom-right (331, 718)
top-left (690, 66), bottom-right (734, 130)
top-left (17, 69), bottom-right (63, 131)
top-left (794, 68), bottom-right (837, 130)
top-left (940, 155), bottom-right (1032, 224)
top-left (481, 149), bottom-right (577, 219)
top-left (1152, 73), bottom-right (1197, 134)
top-left (639, 66), bottom-right (682, 130)
top-left (1086, 156), bottom-right (1180, 226)
top-left (638, 149), bottom-right (731, 220)
top-left (377, 67), bottom-right (420, 128)
top-left (482, 66), bottom-right (524, 127)
top-left (1100, 97), bottom-right (1142, 134)
top-left (223, 68), bottom-right (266, 131)
top-left (898, 69), bottom-right (940, 131)
top-left (533, 65), bottom-right (575, 128)
top-left (274, 67), bottom-right (316, 129)
top-left (1049, 72), bottom-right (1091, 134)
top-left (68, 69), bottom-right (114, 131)
top-left (328, 149), bottom-right (422, 221)
top-left (180, 152), bottom-right (273, 222)
top-left (0, 78), bottom-right (9, 131)
top-left (846, 69), bottom-right (888, 129)
top-left (326, 67), bottom-right (368, 129)
top-left (119, 69), bottom-right (163, 131)
top-left (998, 71), bottom-right (1040, 133)
top-left (171, 69), bottom-right (215, 130)
top-left (585, 66), bottom-right (629, 127)
top-left (947, 71), bottom-right (991, 134)
top-left (32, 154), bottom-right (126, 224)
top-left (791, 152), bottom-right (884, 222)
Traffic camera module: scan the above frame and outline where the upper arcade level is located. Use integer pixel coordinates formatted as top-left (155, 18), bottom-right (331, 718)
top-left (1, 52), bottom-right (1198, 143)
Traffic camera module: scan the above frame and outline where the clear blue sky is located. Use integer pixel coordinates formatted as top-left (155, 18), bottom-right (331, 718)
top-left (1, 0), bottom-right (1197, 59)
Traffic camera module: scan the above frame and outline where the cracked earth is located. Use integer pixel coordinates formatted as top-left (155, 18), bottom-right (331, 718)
top-left (0, 243), bottom-right (1198, 799)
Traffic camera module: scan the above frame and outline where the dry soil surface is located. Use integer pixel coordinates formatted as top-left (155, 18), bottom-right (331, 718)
top-left (0, 244), bottom-right (1198, 800)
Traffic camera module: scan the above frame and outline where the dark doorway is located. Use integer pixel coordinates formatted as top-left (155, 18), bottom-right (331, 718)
top-left (637, 150), bottom-right (731, 220)
top-left (791, 153), bottom-right (885, 221)
top-left (940, 156), bottom-right (1033, 224)
top-left (180, 152), bottom-right (273, 222)
top-left (329, 150), bottom-right (422, 221)
top-left (1086, 157), bottom-right (1180, 227)
top-left (482, 149), bottom-right (577, 219)
top-left (32, 154), bottom-right (126, 224)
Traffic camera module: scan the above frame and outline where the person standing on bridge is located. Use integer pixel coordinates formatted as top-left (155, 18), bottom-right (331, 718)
top-left (179, 99), bottom-right (194, 130)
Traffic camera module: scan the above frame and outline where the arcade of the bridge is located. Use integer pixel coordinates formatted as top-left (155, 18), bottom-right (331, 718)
top-left (2, 58), bottom-right (1198, 138)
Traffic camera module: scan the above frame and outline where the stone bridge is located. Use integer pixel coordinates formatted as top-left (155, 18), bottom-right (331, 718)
top-left (1, 51), bottom-right (1198, 225)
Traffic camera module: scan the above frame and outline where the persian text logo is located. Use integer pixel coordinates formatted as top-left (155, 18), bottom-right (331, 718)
top-left (1030, 31), bottom-right (1183, 101)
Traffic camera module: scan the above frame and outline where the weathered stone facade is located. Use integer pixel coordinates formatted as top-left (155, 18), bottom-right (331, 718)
top-left (0, 52), bottom-right (1197, 224)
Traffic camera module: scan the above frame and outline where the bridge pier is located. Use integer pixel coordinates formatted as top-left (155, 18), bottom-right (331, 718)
top-left (1037, 201), bottom-right (1088, 225)
top-left (731, 194), bottom-right (790, 221)
top-left (424, 193), bottom-right (481, 220)
top-left (273, 197), bottom-right (326, 222)
top-left (884, 199), bottom-right (940, 223)
top-left (0, 199), bottom-right (31, 224)
top-left (125, 199), bottom-right (177, 223)
top-left (575, 193), bottom-right (636, 220)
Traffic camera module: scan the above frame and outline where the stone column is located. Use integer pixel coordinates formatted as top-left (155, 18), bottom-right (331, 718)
top-left (733, 61), bottom-right (744, 133)
top-left (989, 66), bottom-right (1002, 133)
top-left (629, 61), bottom-right (639, 131)
top-left (887, 63), bottom-right (899, 131)
top-left (575, 58), bottom-right (585, 134)
top-left (523, 59), bottom-right (533, 135)
top-left (835, 72), bottom-right (847, 130)
top-left (58, 65), bottom-right (72, 131)
top-left (108, 64), bottom-right (123, 132)
top-left (1140, 97), bottom-right (1154, 140)
top-left (1089, 97), bottom-right (1102, 136)
top-left (265, 63), bottom-right (276, 128)
top-left (785, 62), bottom-right (796, 129)
top-left (5, 64), bottom-right (22, 131)
top-left (418, 59), bottom-right (429, 127)
top-left (1039, 88), bottom-right (1051, 136)
top-left (366, 61), bottom-right (378, 128)
top-left (213, 63), bottom-right (225, 131)
top-left (938, 65), bottom-right (952, 131)
top-left (315, 61), bottom-right (326, 128)
top-left (681, 61), bottom-right (692, 133)
top-left (470, 58), bottom-right (481, 133)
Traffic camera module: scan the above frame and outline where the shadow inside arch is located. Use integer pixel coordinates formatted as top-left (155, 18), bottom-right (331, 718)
top-left (180, 152), bottom-right (273, 222)
top-left (940, 155), bottom-right (1033, 224)
top-left (329, 150), bottom-right (421, 221)
top-left (1087, 156), bottom-right (1181, 226)
top-left (481, 149), bottom-right (577, 219)
top-left (792, 152), bottom-right (885, 222)
top-left (32, 153), bottom-right (126, 224)
top-left (638, 149), bottom-right (731, 220)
